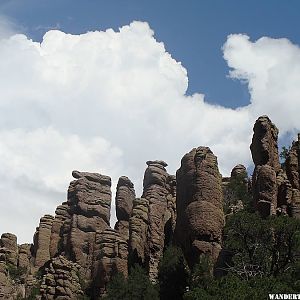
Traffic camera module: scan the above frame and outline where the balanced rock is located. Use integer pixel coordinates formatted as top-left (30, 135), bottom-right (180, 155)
top-left (175, 147), bottom-right (224, 268)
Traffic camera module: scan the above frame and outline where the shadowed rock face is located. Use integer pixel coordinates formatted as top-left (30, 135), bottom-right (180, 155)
top-left (175, 147), bottom-right (224, 268)
top-left (49, 202), bottom-right (70, 259)
top-left (286, 135), bottom-right (300, 218)
top-left (129, 160), bottom-right (176, 282)
top-left (114, 176), bottom-right (135, 241)
top-left (92, 228), bottom-right (128, 298)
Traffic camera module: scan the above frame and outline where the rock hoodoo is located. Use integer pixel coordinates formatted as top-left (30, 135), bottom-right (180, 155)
top-left (175, 147), bottom-right (224, 268)
top-left (2, 115), bottom-right (300, 299)
top-left (129, 160), bottom-right (176, 282)
top-left (250, 116), bottom-right (300, 218)
top-left (251, 116), bottom-right (281, 217)
top-left (114, 176), bottom-right (135, 242)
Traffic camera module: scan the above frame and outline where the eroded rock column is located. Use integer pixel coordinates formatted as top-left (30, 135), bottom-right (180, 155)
top-left (114, 176), bottom-right (135, 242)
top-left (175, 147), bottom-right (224, 268)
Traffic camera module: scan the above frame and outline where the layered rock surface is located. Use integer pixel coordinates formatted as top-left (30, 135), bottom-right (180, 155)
top-left (39, 255), bottom-right (83, 299)
top-left (250, 116), bottom-right (300, 218)
top-left (175, 147), bottom-right (224, 268)
top-left (251, 116), bottom-right (281, 217)
top-left (114, 176), bottom-right (135, 241)
top-left (286, 134), bottom-right (300, 218)
top-left (129, 160), bottom-right (176, 282)
top-left (92, 228), bottom-right (128, 298)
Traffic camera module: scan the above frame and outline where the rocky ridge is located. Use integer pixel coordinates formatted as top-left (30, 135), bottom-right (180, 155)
top-left (0, 116), bottom-right (300, 299)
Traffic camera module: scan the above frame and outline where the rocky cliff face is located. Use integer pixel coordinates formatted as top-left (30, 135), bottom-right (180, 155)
top-left (285, 134), bottom-right (300, 218)
top-left (114, 176), bottom-right (135, 242)
top-left (175, 147), bottom-right (224, 268)
top-left (250, 116), bottom-right (300, 218)
top-left (1, 115), bottom-right (300, 299)
top-left (129, 160), bottom-right (176, 282)
top-left (251, 116), bottom-right (281, 217)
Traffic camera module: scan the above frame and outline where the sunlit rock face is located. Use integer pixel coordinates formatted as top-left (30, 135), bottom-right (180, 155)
top-left (175, 146), bottom-right (224, 268)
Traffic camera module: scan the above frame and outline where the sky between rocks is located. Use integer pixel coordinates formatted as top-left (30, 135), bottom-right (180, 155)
top-left (0, 20), bottom-right (300, 243)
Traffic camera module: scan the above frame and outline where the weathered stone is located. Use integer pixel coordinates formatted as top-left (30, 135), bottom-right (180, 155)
top-left (252, 165), bottom-right (277, 217)
top-left (223, 165), bottom-right (248, 215)
top-left (250, 116), bottom-right (281, 217)
top-left (0, 233), bottom-right (18, 266)
top-left (141, 161), bottom-right (177, 282)
top-left (49, 202), bottom-right (70, 258)
top-left (129, 198), bottom-right (149, 266)
top-left (18, 244), bottom-right (32, 271)
top-left (33, 215), bottom-right (54, 269)
top-left (40, 256), bottom-right (83, 300)
top-left (175, 146), bottom-right (224, 268)
top-left (114, 176), bottom-right (135, 241)
top-left (92, 228), bottom-right (128, 298)
top-left (63, 171), bottom-right (111, 280)
top-left (250, 115), bottom-right (281, 171)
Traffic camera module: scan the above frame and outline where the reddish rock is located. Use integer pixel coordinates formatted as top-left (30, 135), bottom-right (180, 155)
top-left (250, 116), bottom-right (281, 217)
top-left (0, 233), bottom-right (18, 267)
top-left (33, 215), bottom-right (54, 269)
top-left (175, 147), bottom-right (224, 268)
top-left (39, 255), bottom-right (83, 300)
top-left (250, 115), bottom-right (281, 171)
top-left (64, 171), bottom-right (112, 280)
top-left (129, 161), bottom-right (176, 282)
top-left (92, 228), bottom-right (128, 298)
top-left (114, 176), bottom-right (135, 241)
top-left (49, 202), bottom-right (70, 258)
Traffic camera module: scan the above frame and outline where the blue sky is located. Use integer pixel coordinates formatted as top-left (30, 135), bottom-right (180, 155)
top-left (1, 0), bottom-right (300, 108)
top-left (1, 1), bottom-right (300, 242)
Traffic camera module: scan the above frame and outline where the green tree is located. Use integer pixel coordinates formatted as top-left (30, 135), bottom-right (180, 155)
top-left (158, 246), bottom-right (189, 300)
top-left (104, 265), bottom-right (159, 300)
top-left (224, 211), bottom-right (300, 279)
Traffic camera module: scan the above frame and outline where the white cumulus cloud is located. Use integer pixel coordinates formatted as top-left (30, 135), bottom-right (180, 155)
top-left (0, 21), bottom-right (299, 243)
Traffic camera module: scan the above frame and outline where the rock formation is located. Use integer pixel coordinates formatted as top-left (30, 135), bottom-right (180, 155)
top-left (286, 134), bottom-right (300, 218)
top-left (175, 147), bottom-right (224, 268)
top-left (49, 202), bottom-right (70, 258)
top-left (222, 164), bottom-right (248, 215)
top-left (33, 215), bottom-right (54, 269)
top-left (39, 255), bottom-right (84, 299)
top-left (62, 170), bottom-right (112, 283)
top-left (250, 116), bottom-right (300, 218)
top-left (251, 116), bottom-right (281, 217)
top-left (114, 176), bottom-right (135, 241)
top-left (92, 228), bottom-right (128, 298)
top-left (2, 115), bottom-right (300, 299)
top-left (129, 160), bottom-right (176, 282)
top-left (0, 233), bottom-right (18, 267)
